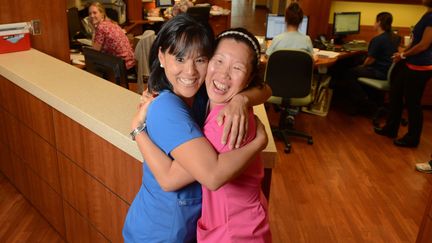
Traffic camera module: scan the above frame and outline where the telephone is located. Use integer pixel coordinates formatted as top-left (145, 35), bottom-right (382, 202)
top-left (313, 35), bottom-right (328, 50)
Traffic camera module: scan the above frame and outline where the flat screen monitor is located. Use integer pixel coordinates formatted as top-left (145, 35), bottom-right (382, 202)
top-left (156, 0), bottom-right (174, 8)
top-left (82, 47), bottom-right (128, 88)
top-left (265, 14), bottom-right (309, 39)
top-left (333, 12), bottom-right (361, 35)
top-left (298, 16), bottom-right (309, 36)
top-left (67, 7), bottom-right (83, 41)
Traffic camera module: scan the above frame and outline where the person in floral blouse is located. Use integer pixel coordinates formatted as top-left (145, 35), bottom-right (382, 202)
top-left (88, 1), bottom-right (136, 70)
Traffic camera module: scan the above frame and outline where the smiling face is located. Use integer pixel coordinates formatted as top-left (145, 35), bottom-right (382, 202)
top-left (88, 5), bottom-right (104, 26)
top-left (159, 49), bottom-right (209, 104)
top-left (205, 38), bottom-right (254, 106)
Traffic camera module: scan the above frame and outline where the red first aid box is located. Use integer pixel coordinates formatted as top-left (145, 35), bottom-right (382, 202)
top-left (0, 22), bottom-right (31, 54)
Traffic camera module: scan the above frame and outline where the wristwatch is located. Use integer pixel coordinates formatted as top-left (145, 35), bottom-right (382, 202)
top-left (130, 123), bottom-right (146, 141)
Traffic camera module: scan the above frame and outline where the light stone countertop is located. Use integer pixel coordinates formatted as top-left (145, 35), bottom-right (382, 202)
top-left (0, 49), bottom-right (276, 167)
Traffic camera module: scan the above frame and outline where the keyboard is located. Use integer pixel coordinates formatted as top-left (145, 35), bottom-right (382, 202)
top-left (77, 38), bottom-right (92, 46)
top-left (342, 42), bottom-right (368, 51)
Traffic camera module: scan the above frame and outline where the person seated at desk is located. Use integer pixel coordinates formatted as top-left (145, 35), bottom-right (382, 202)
top-left (265, 2), bottom-right (314, 57)
top-left (342, 12), bottom-right (399, 115)
top-left (88, 1), bottom-right (136, 70)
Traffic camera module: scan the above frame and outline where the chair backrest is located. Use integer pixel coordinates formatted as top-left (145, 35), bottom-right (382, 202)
top-left (82, 47), bottom-right (128, 88)
top-left (265, 49), bottom-right (314, 99)
top-left (386, 62), bottom-right (397, 81)
top-left (134, 30), bottom-right (156, 93)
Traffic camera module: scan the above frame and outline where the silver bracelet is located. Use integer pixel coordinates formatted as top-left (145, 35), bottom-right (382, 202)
top-left (130, 123), bottom-right (146, 141)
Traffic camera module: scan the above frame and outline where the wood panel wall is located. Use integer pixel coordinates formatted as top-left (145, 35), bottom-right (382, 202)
top-left (300, 0), bottom-right (333, 39)
top-left (0, 75), bottom-right (143, 242)
top-left (0, 0), bottom-right (69, 62)
top-left (126, 0), bottom-right (143, 20)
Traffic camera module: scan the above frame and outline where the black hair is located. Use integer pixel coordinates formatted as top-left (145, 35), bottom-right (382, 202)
top-left (424, 0), bottom-right (432, 7)
top-left (216, 28), bottom-right (264, 89)
top-left (147, 14), bottom-right (215, 92)
top-left (376, 12), bottom-right (393, 32)
top-left (285, 2), bottom-right (304, 27)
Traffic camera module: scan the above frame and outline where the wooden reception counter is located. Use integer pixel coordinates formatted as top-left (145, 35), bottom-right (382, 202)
top-left (0, 49), bottom-right (276, 242)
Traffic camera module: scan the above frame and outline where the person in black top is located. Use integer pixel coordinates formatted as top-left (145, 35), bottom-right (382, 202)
top-left (344, 12), bottom-right (399, 115)
top-left (375, 0), bottom-right (432, 147)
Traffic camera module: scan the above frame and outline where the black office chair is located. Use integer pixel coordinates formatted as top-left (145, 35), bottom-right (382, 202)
top-left (82, 47), bottom-right (128, 88)
top-left (265, 49), bottom-right (314, 153)
top-left (186, 5), bottom-right (211, 23)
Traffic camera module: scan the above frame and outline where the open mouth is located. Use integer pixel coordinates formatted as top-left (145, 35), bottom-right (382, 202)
top-left (212, 80), bottom-right (228, 93)
top-left (179, 77), bottom-right (198, 87)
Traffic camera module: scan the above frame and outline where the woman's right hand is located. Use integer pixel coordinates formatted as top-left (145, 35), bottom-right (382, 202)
top-left (254, 116), bottom-right (268, 151)
top-left (392, 52), bottom-right (403, 63)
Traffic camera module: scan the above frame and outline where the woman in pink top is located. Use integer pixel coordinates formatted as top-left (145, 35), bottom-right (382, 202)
top-left (136, 28), bottom-right (271, 242)
top-left (88, 2), bottom-right (135, 70)
top-left (197, 28), bottom-right (271, 242)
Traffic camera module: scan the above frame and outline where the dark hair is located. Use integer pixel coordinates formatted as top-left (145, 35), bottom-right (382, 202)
top-left (216, 28), bottom-right (264, 89)
top-left (285, 2), bottom-right (304, 27)
top-left (424, 0), bottom-right (432, 7)
top-left (376, 12), bottom-right (393, 32)
top-left (148, 14), bottom-right (214, 92)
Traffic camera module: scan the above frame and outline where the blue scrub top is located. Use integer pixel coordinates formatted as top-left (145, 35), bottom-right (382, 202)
top-left (123, 90), bottom-right (204, 243)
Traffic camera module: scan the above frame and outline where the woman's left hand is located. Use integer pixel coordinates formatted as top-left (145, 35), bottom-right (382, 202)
top-left (131, 89), bottom-right (157, 129)
top-left (216, 94), bottom-right (249, 149)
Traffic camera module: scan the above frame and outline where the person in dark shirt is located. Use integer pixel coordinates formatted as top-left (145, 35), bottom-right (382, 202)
top-left (375, 0), bottom-right (432, 147)
top-left (344, 12), bottom-right (399, 115)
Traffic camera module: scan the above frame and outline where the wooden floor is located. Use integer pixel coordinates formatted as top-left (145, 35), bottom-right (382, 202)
top-left (0, 173), bottom-right (63, 242)
top-left (267, 104), bottom-right (432, 243)
top-left (1, 1), bottom-right (432, 242)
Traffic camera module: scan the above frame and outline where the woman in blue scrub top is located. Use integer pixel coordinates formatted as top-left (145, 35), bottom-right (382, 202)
top-left (123, 14), bottom-right (271, 242)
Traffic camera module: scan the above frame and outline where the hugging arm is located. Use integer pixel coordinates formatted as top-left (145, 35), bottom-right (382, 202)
top-left (134, 117), bottom-right (267, 191)
top-left (217, 84), bottom-right (272, 149)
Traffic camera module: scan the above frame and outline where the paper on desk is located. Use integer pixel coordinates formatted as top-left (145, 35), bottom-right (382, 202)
top-left (70, 53), bottom-right (85, 65)
top-left (316, 50), bottom-right (340, 58)
top-left (77, 38), bottom-right (92, 46)
top-left (146, 16), bottom-right (164, 21)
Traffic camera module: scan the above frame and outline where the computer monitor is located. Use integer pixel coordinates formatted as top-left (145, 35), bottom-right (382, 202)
top-left (104, 2), bottom-right (127, 25)
top-left (82, 47), bottom-right (128, 88)
top-left (67, 7), bottom-right (84, 42)
top-left (156, 0), bottom-right (174, 8)
top-left (333, 12), bottom-right (361, 35)
top-left (298, 16), bottom-right (309, 36)
top-left (265, 14), bottom-right (309, 39)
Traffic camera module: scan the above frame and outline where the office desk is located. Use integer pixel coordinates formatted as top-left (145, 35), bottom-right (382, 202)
top-left (253, 104), bottom-right (278, 200)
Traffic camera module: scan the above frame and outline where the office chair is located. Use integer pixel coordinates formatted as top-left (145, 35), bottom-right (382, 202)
top-left (265, 49), bottom-right (314, 153)
top-left (82, 47), bottom-right (128, 88)
top-left (357, 61), bottom-right (407, 127)
top-left (186, 5), bottom-right (211, 23)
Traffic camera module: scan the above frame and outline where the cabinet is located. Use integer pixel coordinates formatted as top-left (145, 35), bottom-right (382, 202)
top-left (0, 75), bottom-right (143, 242)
